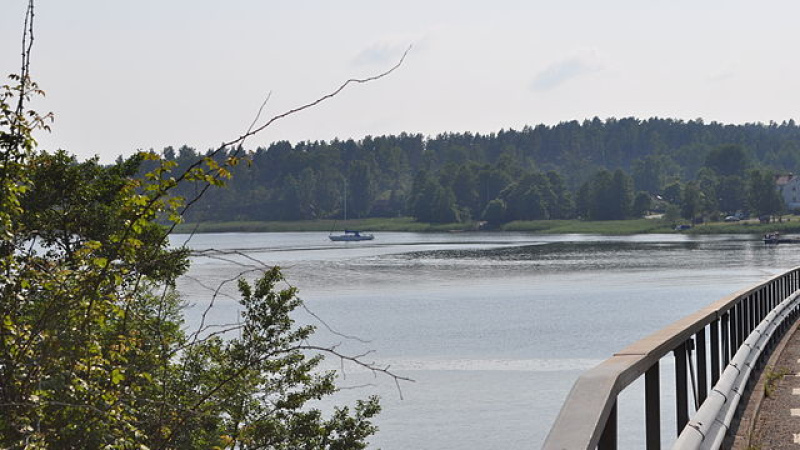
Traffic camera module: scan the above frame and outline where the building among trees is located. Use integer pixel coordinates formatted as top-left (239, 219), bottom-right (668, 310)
top-left (776, 174), bottom-right (800, 211)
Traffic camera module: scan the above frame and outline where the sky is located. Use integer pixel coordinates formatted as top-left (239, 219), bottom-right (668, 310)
top-left (3, 1), bottom-right (800, 162)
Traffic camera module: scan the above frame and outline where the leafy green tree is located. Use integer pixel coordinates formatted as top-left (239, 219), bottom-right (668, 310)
top-left (717, 175), bottom-right (746, 214)
top-left (281, 173), bottom-right (316, 220)
top-left (662, 204), bottom-right (681, 226)
top-left (632, 191), bottom-right (652, 217)
top-left (408, 170), bottom-right (434, 219)
top-left (695, 167), bottom-right (719, 213)
top-left (575, 181), bottom-right (591, 219)
top-left (482, 198), bottom-right (507, 226)
top-left (347, 161), bottom-right (376, 218)
top-left (585, 170), bottom-right (615, 220)
top-left (610, 169), bottom-right (634, 219)
top-left (1, 50), bottom-right (388, 449)
top-left (429, 184), bottom-right (460, 223)
top-left (477, 167), bottom-right (512, 213)
top-left (681, 182), bottom-right (703, 220)
top-left (747, 168), bottom-right (784, 216)
top-left (546, 171), bottom-right (575, 219)
top-left (581, 169), bottom-right (633, 220)
top-left (315, 168), bottom-right (344, 218)
top-left (704, 144), bottom-right (749, 177)
top-left (451, 164), bottom-right (479, 216)
top-left (501, 183), bottom-right (547, 220)
top-left (408, 171), bottom-right (459, 223)
top-left (662, 181), bottom-right (683, 204)
top-left (296, 167), bottom-right (319, 219)
top-left (632, 155), bottom-right (665, 193)
top-left (500, 172), bottom-right (552, 221)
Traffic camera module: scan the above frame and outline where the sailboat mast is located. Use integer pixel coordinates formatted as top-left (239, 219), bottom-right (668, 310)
top-left (343, 178), bottom-right (347, 222)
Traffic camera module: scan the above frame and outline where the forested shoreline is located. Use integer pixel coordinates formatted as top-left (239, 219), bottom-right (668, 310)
top-left (149, 117), bottom-right (799, 226)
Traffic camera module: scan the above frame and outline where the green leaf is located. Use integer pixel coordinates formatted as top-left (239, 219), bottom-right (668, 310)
top-left (111, 369), bottom-right (125, 385)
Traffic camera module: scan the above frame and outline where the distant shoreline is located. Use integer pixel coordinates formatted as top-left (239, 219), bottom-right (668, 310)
top-left (172, 216), bottom-right (800, 236)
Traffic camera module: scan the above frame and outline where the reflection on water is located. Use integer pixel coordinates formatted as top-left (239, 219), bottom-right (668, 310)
top-left (174, 232), bottom-right (797, 449)
top-left (387, 240), bottom-right (777, 271)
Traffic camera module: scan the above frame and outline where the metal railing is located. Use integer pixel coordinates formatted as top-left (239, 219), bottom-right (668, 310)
top-left (542, 267), bottom-right (800, 450)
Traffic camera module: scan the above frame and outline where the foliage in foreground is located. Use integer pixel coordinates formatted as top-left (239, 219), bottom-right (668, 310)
top-left (0, 74), bottom-right (380, 448)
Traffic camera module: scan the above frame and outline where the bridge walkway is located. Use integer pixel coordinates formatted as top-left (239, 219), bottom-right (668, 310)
top-left (733, 321), bottom-right (800, 449)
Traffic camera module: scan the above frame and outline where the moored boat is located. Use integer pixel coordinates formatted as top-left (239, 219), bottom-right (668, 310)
top-left (329, 230), bottom-right (374, 242)
top-left (764, 232), bottom-right (800, 244)
top-left (329, 180), bottom-right (375, 242)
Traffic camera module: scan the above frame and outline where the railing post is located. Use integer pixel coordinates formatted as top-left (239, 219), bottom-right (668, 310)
top-left (772, 282), bottom-right (777, 309)
top-left (785, 275), bottom-right (790, 298)
top-left (696, 329), bottom-right (707, 403)
top-left (675, 341), bottom-right (689, 434)
top-left (783, 276), bottom-right (787, 300)
top-left (767, 284), bottom-right (772, 310)
top-left (743, 295), bottom-right (750, 334)
top-left (737, 302), bottom-right (745, 348)
top-left (710, 319), bottom-right (720, 385)
top-left (722, 312), bottom-right (730, 367)
top-left (729, 306), bottom-right (738, 359)
top-left (645, 362), bottom-right (661, 450)
top-left (598, 400), bottom-right (618, 450)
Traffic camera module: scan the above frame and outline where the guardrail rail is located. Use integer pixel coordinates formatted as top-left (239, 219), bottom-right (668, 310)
top-left (542, 267), bottom-right (800, 450)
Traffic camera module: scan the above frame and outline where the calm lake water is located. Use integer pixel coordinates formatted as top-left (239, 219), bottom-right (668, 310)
top-left (172, 232), bottom-right (799, 449)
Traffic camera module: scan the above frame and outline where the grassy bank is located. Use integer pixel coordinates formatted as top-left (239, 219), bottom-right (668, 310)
top-left (174, 217), bottom-right (677, 235)
top-left (173, 216), bottom-right (800, 236)
top-left (688, 218), bottom-right (800, 235)
top-left (172, 217), bottom-right (474, 233)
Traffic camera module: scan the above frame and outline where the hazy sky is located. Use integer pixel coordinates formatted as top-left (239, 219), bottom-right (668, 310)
top-left (3, 1), bottom-right (800, 161)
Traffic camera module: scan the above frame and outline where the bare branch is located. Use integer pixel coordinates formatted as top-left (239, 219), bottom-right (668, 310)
top-left (14, 0), bottom-right (35, 124)
top-left (298, 344), bottom-right (414, 400)
top-left (184, 267), bottom-right (262, 346)
top-left (242, 91), bottom-right (272, 145)
top-left (222, 45), bottom-right (412, 150)
top-left (299, 300), bottom-right (372, 344)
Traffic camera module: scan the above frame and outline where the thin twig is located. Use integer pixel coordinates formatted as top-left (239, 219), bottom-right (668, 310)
top-left (299, 301), bottom-right (372, 344)
top-left (221, 46), bottom-right (411, 151)
top-left (298, 344), bottom-right (414, 400)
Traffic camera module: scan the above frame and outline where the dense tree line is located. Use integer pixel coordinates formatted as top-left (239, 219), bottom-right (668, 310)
top-left (150, 117), bottom-right (800, 224)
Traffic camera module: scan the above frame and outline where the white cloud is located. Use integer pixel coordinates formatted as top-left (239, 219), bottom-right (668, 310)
top-left (531, 52), bottom-right (603, 92)
top-left (351, 33), bottom-right (429, 66)
top-left (706, 64), bottom-right (737, 83)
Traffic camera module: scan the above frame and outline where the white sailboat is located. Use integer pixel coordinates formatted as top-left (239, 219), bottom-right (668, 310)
top-left (329, 180), bottom-right (374, 241)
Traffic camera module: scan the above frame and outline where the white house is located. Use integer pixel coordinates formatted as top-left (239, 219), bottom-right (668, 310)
top-left (776, 174), bottom-right (800, 210)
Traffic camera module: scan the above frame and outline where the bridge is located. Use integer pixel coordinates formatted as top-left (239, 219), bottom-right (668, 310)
top-left (543, 267), bottom-right (800, 449)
